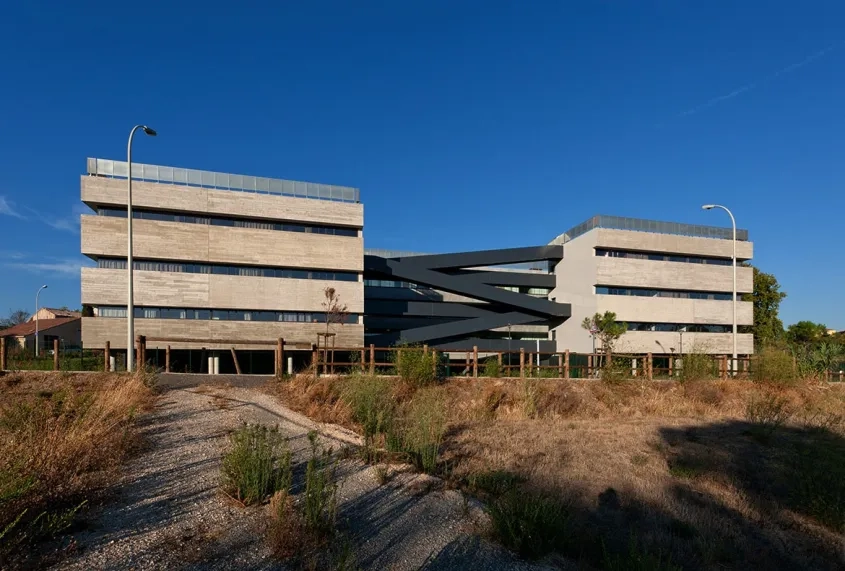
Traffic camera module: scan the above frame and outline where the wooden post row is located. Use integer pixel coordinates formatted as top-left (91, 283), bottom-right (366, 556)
top-left (472, 346), bottom-right (478, 378)
top-left (0, 336), bottom-right (6, 371)
top-left (104, 340), bottom-right (110, 372)
top-left (165, 345), bottom-right (171, 373)
top-left (53, 338), bottom-right (59, 371)
top-left (369, 344), bottom-right (375, 374)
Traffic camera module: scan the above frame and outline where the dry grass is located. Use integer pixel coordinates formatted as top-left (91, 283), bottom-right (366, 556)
top-left (270, 374), bottom-right (845, 569)
top-left (0, 371), bottom-right (154, 566)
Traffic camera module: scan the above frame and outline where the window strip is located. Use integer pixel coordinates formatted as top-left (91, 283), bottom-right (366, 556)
top-left (98, 207), bottom-right (358, 237)
top-left (95, 306), bottom-right (359, 324)
top-left (97, 257), bottom-right (359, 282)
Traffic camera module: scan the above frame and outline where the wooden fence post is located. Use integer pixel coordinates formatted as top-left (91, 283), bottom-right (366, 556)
top-left (53, 338), bottom-right (59, 371)
top-left (230, 348), bottom-right (242, 374)
top-left (423, 344), bottom-right (428, 354)
top-left (721, 355), bottom-right (728, 380)
top-left (519, 348), bottom-right (525, 378)
top-left (473, 346), bottom-right (478, 378)
top-left (588, 354), bottom-right (593, 377)
top-left (165, 345), bottom-right (171, 373)
top-left (369, 344), bottom-right (375, 374)
top-left (0, 337), bottom-right (6, 371)
top-left (647, 353), bottom-right (653, 381)
top-left (360, 348), bottom-right (365, 372)
top-left (432, 349), bottom-right (438, 376)
top-left (277, 338), bottom-right (284, 376)
top-left (104, 340), bottom-right (110, 372)
top-left (139, 336), bottom-right (146, 369)
top-left (558, 353), bottom-right (563, 378)
top-left (564, 349), bottom-right (570, 380)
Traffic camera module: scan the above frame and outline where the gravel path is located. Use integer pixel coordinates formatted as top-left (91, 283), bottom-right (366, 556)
top-left (51, 382), bottom-right (546, 570)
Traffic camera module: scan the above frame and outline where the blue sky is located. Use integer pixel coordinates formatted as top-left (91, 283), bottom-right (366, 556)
top-left (0, 1), bottom-right (842, 328)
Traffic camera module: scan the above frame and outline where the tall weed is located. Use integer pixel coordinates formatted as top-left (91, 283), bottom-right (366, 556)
top-left (222, 423), bottom-right (292, 505)
top-left (303, 431), bottom-right (338, 537)
top-left (391, 388), bottom-right (447, 473)
top-left (340, 373), bottom-right (395, 454)
top-left (393, 346), bottom-right (439, 388)
top-left (752, 348), bottom-right (797, 387)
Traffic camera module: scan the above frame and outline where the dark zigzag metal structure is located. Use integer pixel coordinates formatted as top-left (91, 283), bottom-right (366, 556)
top-left (364, 246), bottom-right (571, 351)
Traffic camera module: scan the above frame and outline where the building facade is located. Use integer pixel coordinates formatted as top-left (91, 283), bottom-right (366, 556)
top-left (550, 215), bottom-right (754, 355)
top-left (80, 158), bottom-right (363, 373)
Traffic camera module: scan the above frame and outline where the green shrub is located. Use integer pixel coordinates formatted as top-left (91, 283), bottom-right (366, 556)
top-left (340, 373), bottom-right (395, 453)
top-left (482, 358), bottom-right (502, 378)
top-left (752, 347), bottom-right (797, 387)
top-left (678, 351), bottom-right (717, 382)
top-left (222, 423), bottom-right (292, 505)
top-left (303, 431), bottom-right (338, 537)
top-left (487, 490), bottom-right (570, 559)
top-left (390, 388), bottom-right (446, 474)
top-left (393, 346), bottom-right (439, 388)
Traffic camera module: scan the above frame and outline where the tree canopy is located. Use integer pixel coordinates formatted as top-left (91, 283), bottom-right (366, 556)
top-left (741, 266), bottom-right (786, 347)
top-left (0, 309), bottom-right (30, 329)
top-left (581, 311), bottom-right (626, 353)
top-left (786, 321), bottom-right (828, 345)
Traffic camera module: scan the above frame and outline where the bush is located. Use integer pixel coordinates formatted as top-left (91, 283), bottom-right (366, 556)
top-left (222, 424), bottom-right (291, 505)
top-left (390, 388), bottom-right (446, 474)
top-left (393, 346), bottom-right (439, 388)
top-left (487, 490), bottom-right (570, 559)
top-left (678, 351), bottom-right (717, 382)
top-left (752, 347), bottom-right (797, 387)
top-left (340, 373), bottom-right (395, 451)
top-left (303, 431), bottom-right (338, 537)
top-left (482, 358), bottom-right (502, 378)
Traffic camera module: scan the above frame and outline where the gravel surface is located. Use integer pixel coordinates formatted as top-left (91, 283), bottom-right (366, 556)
top-left (51, 380), bottom-right (550, 570)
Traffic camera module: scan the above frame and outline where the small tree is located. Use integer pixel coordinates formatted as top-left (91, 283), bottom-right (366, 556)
top-left (0, 309), bottom-right (30, 329)
top-left (320, 287), bottom-right (349, 373)
top-left (581, 311), bottom-right (627, 365)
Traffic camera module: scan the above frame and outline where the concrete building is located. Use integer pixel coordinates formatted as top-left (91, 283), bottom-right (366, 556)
top-left (80, 158), bottom-right (363, 373)
top-left (549, 215), bottom-right (753, 355)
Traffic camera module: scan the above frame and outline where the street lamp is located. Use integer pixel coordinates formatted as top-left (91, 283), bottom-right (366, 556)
top-left (34, 284), bottom-right (47, 357)
top-left (702, 204), bottom-right (737, 375)
top-left (126, 125), bottom-right (157, 373)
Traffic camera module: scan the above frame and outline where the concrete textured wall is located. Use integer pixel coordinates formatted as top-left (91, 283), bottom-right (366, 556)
top-left (82, 317), bottom-right (363, 350)
top-left (81, 216), bottom-right (363, 272)
top-left (595, 228), bottom-right (753, 260)
top-left (81, 268), bottom-right (364, 313)
top-left (550, 231), bottom-right (599, 353)
top-left (597, 295), bottom-right (752, 326)
top-left (617, 331), bottom-right (754, 355)
top-left (81, 176), bottom-right (363, 228)
top-left (595, 258), bottom-right (753, 293)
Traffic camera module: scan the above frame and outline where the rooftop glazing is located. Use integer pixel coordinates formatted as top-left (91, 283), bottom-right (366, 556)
top-left (555, 214), bottom-right (749, 243)
top-left (86, 158), bottom-right (360, 203)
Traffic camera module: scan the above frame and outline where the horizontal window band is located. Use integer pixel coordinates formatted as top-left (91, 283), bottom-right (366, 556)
top-left (96, 207), bottom-right (359, 237)
top-left (96, 257), bottom-right (359, 282)
top-left (596, 286), bottom-right (733, 301)
top-left (595, 248), bottom-right (734, 265)
top-left (623, 322), bottom-right (734, 333)
top-left (94, 306), bottom-right (359, 324)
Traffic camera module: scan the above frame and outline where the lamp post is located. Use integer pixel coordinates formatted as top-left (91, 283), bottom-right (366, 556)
top-left (126, 125), bottom-right (157, 372)
top-left (702, 204), bottom-right (737, 375)
top-left (34, 284), bottom-right (47, 357)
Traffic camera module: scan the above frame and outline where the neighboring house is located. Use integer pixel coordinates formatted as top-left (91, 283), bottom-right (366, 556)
top-left (0, 318), bottom-right (82, 352)
top-left (28, 308), bottom-right (82, 322)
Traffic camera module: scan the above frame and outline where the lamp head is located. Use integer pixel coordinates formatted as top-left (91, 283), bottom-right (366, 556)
top-left (701, 204), bottom-right (715, 210)
top-left (41, 284), bottom-right (48, 289)
top-left (142, 126), bottom-right (157, 136)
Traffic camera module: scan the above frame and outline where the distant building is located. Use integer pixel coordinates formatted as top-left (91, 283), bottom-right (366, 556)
top-left (28, 308), bottom-right (81, 322)
top-left (0, 318), bottom-right (82, 352)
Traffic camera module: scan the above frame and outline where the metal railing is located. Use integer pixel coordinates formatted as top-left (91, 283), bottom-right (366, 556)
top-left (559, 214), bottom-right (749, 243)
top-left (87, 158), bottom-right (360, 203)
